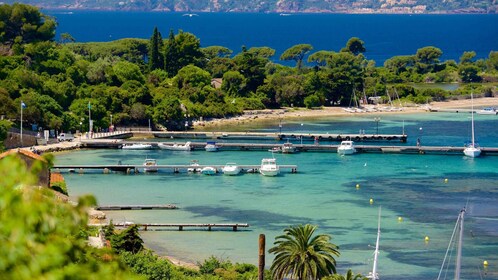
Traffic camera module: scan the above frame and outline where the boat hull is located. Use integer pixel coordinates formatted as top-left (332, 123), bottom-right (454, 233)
top-left (337, 147), bottom-right (356, 155)
top-left (201, 167), bottom-right (217, 175)
top-left (222, 166), bottom-right (241, 175)
top-left (463, 147), bottom-right (481, 157)
top-left (260, 168), bottom-right (280, 176)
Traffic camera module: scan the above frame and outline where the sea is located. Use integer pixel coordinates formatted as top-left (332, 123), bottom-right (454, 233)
top-left (47, 11), bottom-right (498, 65)
top-left (56, 112), bottom-right (498, 280)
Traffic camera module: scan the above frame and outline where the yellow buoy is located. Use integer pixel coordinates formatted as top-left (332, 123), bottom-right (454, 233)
top-left (356, 184), bottom-right (360, 189)
top-left (483, 260), bottom-right (488, 267)
top-left (398, 217), bottom-right (403, 222)
top-left (444, 178), bottom-right (448, 183)
top-left (369, 198), bottom-right (374, 205)
top-left (425, 236), bottom-right (430, 242)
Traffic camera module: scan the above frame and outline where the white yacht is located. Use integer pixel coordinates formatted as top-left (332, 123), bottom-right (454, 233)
top-left (463, 93), bottom-right (481, 158)
top-left (200, 166), bottom-right (217, 175)
top-left (337, 140), bottom-right (357, 155)
top-left (222, 163), bottom-right (242, 176)
top-left (205, 142), bottom-right (219, 152)
top-left (187, 160), bottom-right (202, 173)
top-left (281, 142), bottom-right (297, 154)
top-left (143, 158), bottom-right (158, 173)
top-left (259, 158), bottom-right (280, 177)
top-left (158, 141), bottom-right (191, 151)
top-left (121, 143), bottom-right (152, 150)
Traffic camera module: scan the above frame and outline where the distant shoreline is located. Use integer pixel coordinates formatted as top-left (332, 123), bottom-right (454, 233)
top-left (194, 97), bottom-right (498, 130)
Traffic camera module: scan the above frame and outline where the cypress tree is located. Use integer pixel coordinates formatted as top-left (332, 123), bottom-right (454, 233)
top-left (164, 29), bottom-right (180, 77)
top-left (148, 27), bottom-right (163, 71)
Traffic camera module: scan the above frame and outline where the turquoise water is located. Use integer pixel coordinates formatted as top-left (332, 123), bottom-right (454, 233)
top-left (56, 113), bottom-right (498, 279)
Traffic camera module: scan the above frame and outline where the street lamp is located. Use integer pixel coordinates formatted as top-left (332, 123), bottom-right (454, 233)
top-left (374, 117), bottom-right (381, 135)
top-left (184, 113), bottom-right (190, 131)
top-left (79, 122), bottom-right (82, 140)
top-left (279, 119), bottom-right (282, 134)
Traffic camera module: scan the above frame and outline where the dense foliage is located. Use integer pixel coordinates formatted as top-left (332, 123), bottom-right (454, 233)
top-left (0, 3), bottom-right (496, 135)
top-left (0, 155), bottom-right (141, 279)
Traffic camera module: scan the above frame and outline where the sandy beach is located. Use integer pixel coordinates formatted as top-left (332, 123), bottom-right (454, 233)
top-left (194, 97), bottom-right (498, 129)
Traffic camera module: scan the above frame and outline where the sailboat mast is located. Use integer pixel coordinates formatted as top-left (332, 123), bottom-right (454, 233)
top-left (455, 208), bottom-right (466, 280)
top-left (371, 206), bottom-right (381, 279)
top-left (471, 93), bottom-right (475, 146)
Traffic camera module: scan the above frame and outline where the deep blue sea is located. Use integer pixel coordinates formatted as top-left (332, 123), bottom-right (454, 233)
top-left (47, 11), bottom-right (498, 65)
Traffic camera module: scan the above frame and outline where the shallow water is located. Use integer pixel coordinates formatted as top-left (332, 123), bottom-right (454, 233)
top-left (57, 113), bottom-right (498, 279)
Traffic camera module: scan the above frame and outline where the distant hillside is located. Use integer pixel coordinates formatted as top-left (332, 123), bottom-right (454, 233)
top-left (1, 0), bottom-right (497, 14)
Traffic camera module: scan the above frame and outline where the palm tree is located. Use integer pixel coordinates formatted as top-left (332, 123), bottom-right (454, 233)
top-left (269, 224), bottom-right (340, 280)
top-left (323, 269), bottom-right (367, 280)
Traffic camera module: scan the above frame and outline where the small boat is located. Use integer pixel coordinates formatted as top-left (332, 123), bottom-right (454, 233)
top-left (121, 143), bottom-right (152, 150)
top-left (281, 142), bottom-right (297, 154)
top-left (463, 93), bottom-right (481, 158)
top-left (158, 141), bottom-right (191, 151)
top-left (205, 141), bottom-right (219, 152)
top-left (200, 166), bottom-right (217, 175)
top-left (477, 107), bottom-right (497, 115)
top-left (187, 160), bottom-right (202, 173)
top-left (222, 163), bottom-right (242, 176)
top-left (268, 146), bottom-right (282, 153)
top-left (337, 140), bottom-right (357, 155)
top-left (143, 158), bottom-right (158, 173)
top-left (259, 158), bottom-right (280, 177)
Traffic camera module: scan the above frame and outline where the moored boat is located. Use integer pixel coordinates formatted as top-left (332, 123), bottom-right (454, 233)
top-left (337, 140), bottom-right (357, 155)
top-left (158, 141), bottom-right (191, 151)
top-left (200, 166), bottom-right (217, 175)
top-left (463, 93), bottom-right (481, 158)
top-left (205, 141), bottom-right (219, 152)
top-left (222, 163), bottom-right (242, 175)
top-left (477, 107), bottom-right (497, 115)
top-left (187, 160), bottom-right (202, 173)
top-left (259, 158), bottom-right (280, 176)
top-left (143, 158), bottom-right (158, 173)
top-left (121, 143), bottom-right (152, 150)
top-left (281, 142), bottom-right (297, 154)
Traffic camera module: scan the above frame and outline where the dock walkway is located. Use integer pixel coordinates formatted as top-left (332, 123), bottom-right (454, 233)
top-left (113, 223), bottom-right (249, 231)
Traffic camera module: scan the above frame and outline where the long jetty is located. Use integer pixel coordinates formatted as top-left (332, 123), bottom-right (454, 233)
top-left (78, 140), bottom-right (498, 156)
top-left (113, 223), bottom-right (249, 231)
top-left (90, 130), bottom-right (407, 143)
top-left (52, 163), bottom-right (299, 173)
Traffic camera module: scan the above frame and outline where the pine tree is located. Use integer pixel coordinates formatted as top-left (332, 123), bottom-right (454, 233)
top-left (148, 27), bottom-right (163, 71)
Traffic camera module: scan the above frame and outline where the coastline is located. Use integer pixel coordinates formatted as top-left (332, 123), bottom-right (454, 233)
top-left (193, 97), bottom-right (498, 130)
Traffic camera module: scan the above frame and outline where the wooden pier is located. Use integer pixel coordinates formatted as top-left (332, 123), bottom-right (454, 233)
top-left (114, 222), bottom-right (249, 231)
top-left (77, 140), bottom-right (498, 156)
top-left (96, 204), bottom-right (178, 210)
top-left (52, 163), bottom-right (299, 173)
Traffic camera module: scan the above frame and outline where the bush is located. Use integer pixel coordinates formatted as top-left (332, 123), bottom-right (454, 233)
top-left (50, 180), bottom-right (68, 195)
top-left (120, 250), bottom-right (172, 280)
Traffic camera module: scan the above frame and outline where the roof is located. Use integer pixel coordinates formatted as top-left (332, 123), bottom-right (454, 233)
top-left (50, 172), bottom-right (65, 184)
top-left (0, 149), bottom-right (47, 162)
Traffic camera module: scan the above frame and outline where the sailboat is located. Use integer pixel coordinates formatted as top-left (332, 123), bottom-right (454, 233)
top-left (463, 93), bottom-right (481, 157)
top-left (437, 208), bottom-right (466, 280)
top-left (367, 207), bottom-right (381, 280)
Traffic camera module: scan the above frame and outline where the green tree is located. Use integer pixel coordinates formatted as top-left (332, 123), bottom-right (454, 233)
top-left (459, 51), bottom-right (476, 65)
top-left (280, 44), bottom-right (313, 70)
top-left (113, 60), bottom-right (145, 84)
top-left (269, 224), bottom-right (340, 280)
top-left (0, 155), bottom-right (140, 279)
top-left (0, 3), bottom-right (56, 48)
top-left (174, 65), bottom-right (211, 90)
top-left (111, 224), bottom-right (144, 253)
top-left (342, 37), bottom-right (366, 56)
top-left (233, 48), bottom-right (267, 94)
top-left (0, 119), bottom-right (12, 151)
top-left (164, 30), bottom-right (180, 77)
top-left (221, 70), bottom-right (245, 96)
top-left (247, 46), bottom-right (276, 58)
top-left (323, 269), bottom-right (367, 280)
top-left (202, 46), bottom-right (233, 59)
top-left (148, 27), bottom-right (164, 71)
top-left (308, 51), bottom-right (335, 67)
top-left (458, 64), bottom-right (482, 83)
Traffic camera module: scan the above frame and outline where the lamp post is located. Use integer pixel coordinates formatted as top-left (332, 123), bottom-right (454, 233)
top-left (374, 117), bottom-right (381, 135)
top-left (279, 119), bottom-right (282, 135)
top-left (184, 114), bottom-right (190, 131)
top-left (300, 123), bottom-right (304, 145)
top-left (79, 122), bottom-right (82, 140)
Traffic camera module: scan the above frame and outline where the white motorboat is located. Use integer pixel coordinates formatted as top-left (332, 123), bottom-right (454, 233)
top-left (281, 142), bottom-right (297, 154)
top-left (143, 158), bottom-right (158, 173)
top-left (463, 93), bottom-right (481, 158)
top-left (205, 142), bottom-right (219, 152)
top-left (222, 163), bottom-right (242, 176)
top-left (121, 143), bottom-right (152, 150)
top-left (200, 166), bottom-right (217, 175)
top-left (259, 158), bottom-right (280, 177)
top-left (337, 140), bottom-right (357, 155)
top-left (477, 107), bottom-right (497, 115)
top-left (187, 160), bottom-right (202, 173)
top-left (158, 141), bottom-right (191, 151)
